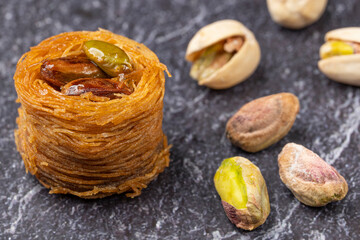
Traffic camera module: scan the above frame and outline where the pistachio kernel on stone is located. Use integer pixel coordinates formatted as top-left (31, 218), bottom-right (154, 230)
top-left (278, 143), bottom-right (348, 207)
top-left (226, 93), bottom-right (300, 153)
top-left (214, 157), bottom-right (270, 231)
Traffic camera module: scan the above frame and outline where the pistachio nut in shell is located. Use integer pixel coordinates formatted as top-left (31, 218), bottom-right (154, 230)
top-left (278, 143), bottom-right (348, 207)
top-left (226, 93), bottom-right (300, 153)
top-left (318, 27), bottom-right (360, 86)
top-left (214, 157), bottom-right (270, 231)
top-left (266, 0), bottom-right (328, 29)
top-left (185, 19), bottom-right (261, 89)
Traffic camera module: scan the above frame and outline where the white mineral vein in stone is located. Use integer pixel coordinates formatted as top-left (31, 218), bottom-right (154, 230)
top-left (188, 225), bottom-right (201, 233)
top-left (326, 93), bottom-right (360, 165)
top-left (258, 201), bottom-right (300, 240)
top-left (190, 89), bottom-right (209, 106)
top-left (309, 211), bottom-right (322, 225)
top-left (143, 29), bottom-right (160, 46)
top-left (6, 185), bottom-right (42, 234)
top-left (334, 91), bottom-right (354, 119)
top-left (155, 6), bottom-right (206, 44)
top-left (220, 131), bottom-right (228, 146)
top-left (183, 158), bottom-right (203, 183)
top-left (212, 230), bottom-right (248, 240)
top-left (302, 230), bottom-right (326, 240)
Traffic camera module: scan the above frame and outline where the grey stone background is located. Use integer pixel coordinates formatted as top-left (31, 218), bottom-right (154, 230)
top-left (0, 0), bottom-right (359, 239)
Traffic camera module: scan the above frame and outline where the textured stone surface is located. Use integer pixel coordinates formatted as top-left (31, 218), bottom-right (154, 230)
top-left (1, 0), bottom-right (359, 239)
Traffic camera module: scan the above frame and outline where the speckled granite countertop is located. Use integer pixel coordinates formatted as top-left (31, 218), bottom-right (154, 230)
top-left (1, 0), bottom-right (359, 239)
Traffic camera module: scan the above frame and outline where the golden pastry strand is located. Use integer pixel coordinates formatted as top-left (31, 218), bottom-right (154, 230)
top-left (14, 29), bottom-right (171, 198)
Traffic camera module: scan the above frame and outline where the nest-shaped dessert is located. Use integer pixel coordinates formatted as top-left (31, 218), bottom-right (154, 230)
top-left (14, 29), bottom-right (170, 198)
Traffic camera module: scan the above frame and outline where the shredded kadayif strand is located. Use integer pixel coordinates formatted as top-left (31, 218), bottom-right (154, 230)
top-left (14, 29), bottom-right (171, 198)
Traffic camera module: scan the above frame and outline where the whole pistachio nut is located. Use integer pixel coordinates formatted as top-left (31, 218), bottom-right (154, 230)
top-left (278, 143), bottom-right (348, 207)
top-left (214, 157), bottom-right (270, 231)
top-left (83, 40), bottom-right (133, 77)
top-left (266, 0), bottom-right (328, 29)
top-left (226, 93), bottom-right (300, 153)
top-left (185, 20), bottom-right (261, 89)
top-left (318, 27), bottom-right (360, 86)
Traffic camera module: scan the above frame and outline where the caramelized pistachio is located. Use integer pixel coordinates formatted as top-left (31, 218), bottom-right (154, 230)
top-left (40, 56), bottom-right (108, 88)
top-left (61, 78), bottom-right (132, 98)
top-left (83, 40), bottom-right (132, 77)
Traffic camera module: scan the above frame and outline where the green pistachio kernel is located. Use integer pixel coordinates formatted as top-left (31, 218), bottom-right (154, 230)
top-left (190, 42), bottom-right (232, 81)
top-left (214, 157), bottom-right (248, 209)
top-left (83, 40), bottom-right (132, 77)
top-left (320, 40), bottom-right (354, 59)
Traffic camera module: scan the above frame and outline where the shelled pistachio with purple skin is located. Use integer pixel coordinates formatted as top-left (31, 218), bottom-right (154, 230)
top-left (214, 157), bottom-right (270, 231)
top-left (226, 93), bottom-right (300, 153)
top-left (266, 0), bottom-right (328, 29)
top-left (318, 27), bottom-right (360, 86)
top-left (278, 143), bottom-right (348, 207)
top-left (185, 20), bottom-right (261, 89)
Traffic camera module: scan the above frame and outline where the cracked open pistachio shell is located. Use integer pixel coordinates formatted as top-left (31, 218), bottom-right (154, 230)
top-left (278, 143), bottom-right (348, 207)
top-left (318, 27), bottom-right (360, 86)
top-left (185, 19), bottom-right (261, 89)
top-left (226, 93), bottom-right (300, 153)
top-left (266, 0), bottom-right (328, 29)
top-left (214, 157), bottom-right (270, 231)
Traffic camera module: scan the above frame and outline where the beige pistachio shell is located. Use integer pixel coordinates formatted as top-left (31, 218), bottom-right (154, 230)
top-left (226, 93), bottom-right (300, 152)
top-left (278, 143), bottom-right (348, 207)
top-left (324, 27), bottom-right (360, 43)
top-left (185, 19), bottom-right (261, 89)
top-left (318, 55), bottom-right (360, 86)
top-left (318, 27), bottom-right (360, 86)
top-left (267, 0), bottom-right (328, 29)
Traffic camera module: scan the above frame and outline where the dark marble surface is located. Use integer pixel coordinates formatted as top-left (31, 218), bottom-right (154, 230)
top-left (1, 0), bottom-right (359, 239)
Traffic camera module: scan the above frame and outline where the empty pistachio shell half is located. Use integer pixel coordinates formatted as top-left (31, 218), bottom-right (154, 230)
top-left (278, 143), bottom-right (348, 207)
top-left (185, 19), bottom-right (261, 89)
top-left (267, 0), bottom-right (328, 29)
top-left (226, 93), bottom-right (300, 153)
top-left (318, 27), bottom-right (360, 86)
top-left (214, 157), bottom-right (270, 231)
